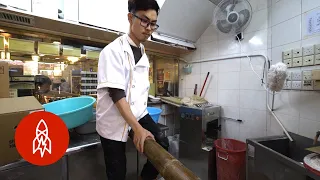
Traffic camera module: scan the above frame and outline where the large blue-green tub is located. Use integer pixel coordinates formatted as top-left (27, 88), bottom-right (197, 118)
top-left (43, 96), bottom-right (96, 129)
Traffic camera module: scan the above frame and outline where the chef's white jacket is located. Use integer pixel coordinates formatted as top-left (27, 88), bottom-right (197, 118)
top-left (96, 34), bottom-right (150, 142)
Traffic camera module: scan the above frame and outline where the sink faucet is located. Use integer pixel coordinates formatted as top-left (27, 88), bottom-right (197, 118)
top-left (314, 131), bottom-right (320, 145)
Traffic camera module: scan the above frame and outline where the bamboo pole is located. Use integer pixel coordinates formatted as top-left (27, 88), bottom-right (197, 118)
top-left (144, 139), bottom-right (201, 180)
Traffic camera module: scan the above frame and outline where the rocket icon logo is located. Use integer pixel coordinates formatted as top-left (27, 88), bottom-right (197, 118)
top-left (15, 111), bottom-right (69, 166)
top-left (33, 119), bottom-right (52, 158)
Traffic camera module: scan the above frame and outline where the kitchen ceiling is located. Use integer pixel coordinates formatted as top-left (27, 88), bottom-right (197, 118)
top-left (156, 0), bottom-right (215, 43)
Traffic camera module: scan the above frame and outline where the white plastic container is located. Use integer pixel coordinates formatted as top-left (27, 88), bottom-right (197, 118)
top-left (168, 134), bottom-right (179, 159)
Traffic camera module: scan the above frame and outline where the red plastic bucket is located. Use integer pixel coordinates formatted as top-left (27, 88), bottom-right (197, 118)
top-left (214, 139), bottom-right (246, 180)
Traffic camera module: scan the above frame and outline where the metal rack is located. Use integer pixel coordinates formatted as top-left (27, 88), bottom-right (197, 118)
top-left (80, 71), bottom-right (97, 96)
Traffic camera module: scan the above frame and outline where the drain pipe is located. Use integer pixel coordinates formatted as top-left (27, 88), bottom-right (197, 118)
top-left (184, 54), bottom-right (294, 142)
top-left (266, 90), bottom-right (294, 141)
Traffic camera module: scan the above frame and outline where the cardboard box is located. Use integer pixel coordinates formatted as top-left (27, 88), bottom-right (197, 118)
top-left (9, 89), bottom-right (18, 98)
top-left (0, 61), bottom-right (9, 98)
top-left (0, 96), bottom-right (44, 166)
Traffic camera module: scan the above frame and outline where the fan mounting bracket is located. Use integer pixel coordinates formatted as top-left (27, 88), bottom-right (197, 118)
top-left (235, 33), bottom-right (244, 41)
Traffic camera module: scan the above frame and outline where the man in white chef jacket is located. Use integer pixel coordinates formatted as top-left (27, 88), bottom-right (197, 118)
top-left (96, 0), bottom-right (169, 179)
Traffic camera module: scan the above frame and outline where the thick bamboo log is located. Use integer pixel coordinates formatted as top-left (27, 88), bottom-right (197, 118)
top-left (144, 139), bottom-right (201, 180)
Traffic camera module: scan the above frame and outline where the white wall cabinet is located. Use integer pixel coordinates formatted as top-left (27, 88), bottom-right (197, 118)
top-left (63, 0), bottom-right (78, 22)
top-left (78, 0), bottom-right (167, 34)
top-left (0, 0), bottom-right (32, 12)
top-left (79, 0), bottom-right (129, 33)
top-left (32, 0), bottom-right (58, 19)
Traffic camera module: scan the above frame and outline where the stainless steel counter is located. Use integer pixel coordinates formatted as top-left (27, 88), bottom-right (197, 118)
top-left (247, 133), bottom-right (320, 180)
top-left (0, 133), bottom-right (101, 172)
top-left (66, 132), bottom-right (101, 154)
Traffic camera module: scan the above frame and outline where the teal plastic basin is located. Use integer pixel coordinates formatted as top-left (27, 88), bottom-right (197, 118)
top-left (43, 96), bottom-right (96, 129)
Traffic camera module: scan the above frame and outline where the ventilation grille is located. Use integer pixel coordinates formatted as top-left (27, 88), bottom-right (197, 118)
top-left (0, 11), bottom-right (34, 26)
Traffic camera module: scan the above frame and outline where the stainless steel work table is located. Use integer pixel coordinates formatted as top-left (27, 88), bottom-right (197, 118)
top-left (0, 124), bottom-right (169, 180)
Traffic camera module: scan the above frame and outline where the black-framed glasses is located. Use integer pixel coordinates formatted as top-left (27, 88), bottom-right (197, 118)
top-left (131, 13), bottom-right (159, 30)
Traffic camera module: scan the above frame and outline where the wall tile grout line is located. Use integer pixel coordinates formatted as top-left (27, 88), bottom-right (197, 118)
top-left (270, 14), bottom-right (301, 28)
top-left (298, 0), bottom-right (302, 136)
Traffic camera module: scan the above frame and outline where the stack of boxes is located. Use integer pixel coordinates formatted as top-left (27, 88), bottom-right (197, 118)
top-left (0, 61), bottom-right (44, 166)
top-left (0, 61), bottom-right (9, 98)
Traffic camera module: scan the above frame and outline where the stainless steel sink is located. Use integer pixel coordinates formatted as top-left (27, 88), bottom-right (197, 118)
top-left (246, 133), bottom-right (320, 180)
top-left (259, 137), bottom-right (310, 163)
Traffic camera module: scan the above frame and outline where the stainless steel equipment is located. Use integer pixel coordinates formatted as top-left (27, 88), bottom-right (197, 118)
top-left (179, 104), bottom-right (221, 180)
top-left (9, 75), bottom-right (35, 97)
top-left (179, 104), bottom-right (221, 158)
top-left (246, 133), bottom-right (319, 180)
top-left (178, 104), bottom-right (221, 179)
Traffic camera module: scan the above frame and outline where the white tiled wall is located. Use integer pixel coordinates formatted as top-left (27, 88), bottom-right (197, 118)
top-left (180, 0), bottom-right (270, 143)
top-left (269, 0), bottom-right (320, 140)
top-left (180, 0), bottom-right (320, 142)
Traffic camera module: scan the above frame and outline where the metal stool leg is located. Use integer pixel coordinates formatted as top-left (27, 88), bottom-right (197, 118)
top-left (62, 155), bottom-right (69, 180)
top-left (137, 150), bottom-right (140, 180)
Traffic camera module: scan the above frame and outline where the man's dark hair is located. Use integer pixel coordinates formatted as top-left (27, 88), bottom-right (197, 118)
top-left (61, 78), bottom-right (66, 83)
top-left (128, 0), bottom-right (160, 15)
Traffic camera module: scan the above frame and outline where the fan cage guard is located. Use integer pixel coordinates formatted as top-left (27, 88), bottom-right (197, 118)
top-left (213, 0), bottom-right (253, 36)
